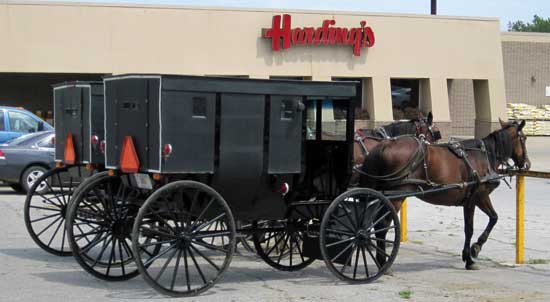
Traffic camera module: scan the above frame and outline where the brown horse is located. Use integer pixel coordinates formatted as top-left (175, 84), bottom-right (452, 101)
top-left (359, 119), bottom-right (530, 270)
top-left (353, 112), bottom-right (441, 174)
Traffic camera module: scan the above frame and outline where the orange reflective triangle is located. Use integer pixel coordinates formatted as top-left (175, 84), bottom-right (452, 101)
top-left (64, 133), bottom-right (76, 165)
top-left (120, 136), bottom-right (140, 173)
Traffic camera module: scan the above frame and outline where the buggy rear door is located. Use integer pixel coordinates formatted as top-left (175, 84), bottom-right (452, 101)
top-left (268, 96), bottom-right (303, 173)
top-left (105, 77), bottom-right (160, 172)
top-left (54, 86), bottom-right (86, 163)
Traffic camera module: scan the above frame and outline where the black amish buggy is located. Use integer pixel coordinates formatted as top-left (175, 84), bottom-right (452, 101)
top-left (24, 81), bottom-right (106, 256)
top-left (63, 75), bottom-right (402, 297)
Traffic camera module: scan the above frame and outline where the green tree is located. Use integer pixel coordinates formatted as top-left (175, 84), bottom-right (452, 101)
top-left (508, 15), bottom-right (550, 33)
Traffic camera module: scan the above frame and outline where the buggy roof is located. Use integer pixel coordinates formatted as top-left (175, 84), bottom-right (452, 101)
top-left (103, 74), bottom-right (358, 98)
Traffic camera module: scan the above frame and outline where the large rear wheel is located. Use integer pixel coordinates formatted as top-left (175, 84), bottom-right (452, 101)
top-left (132, 180), bottom-right (236, 297)
top-left (24, 166), bottom-right (91, 256)
top-left (66, 172), bottom-right (147, 281)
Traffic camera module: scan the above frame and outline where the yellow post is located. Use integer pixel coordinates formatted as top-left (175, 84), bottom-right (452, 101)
top-left (400, 199), bottom-right (408, 242)
top-left (516, 175), bottom-right (525, 264)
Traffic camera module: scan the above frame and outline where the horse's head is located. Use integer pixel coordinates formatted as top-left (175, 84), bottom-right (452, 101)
top-left (499, 118), bottom-right (530, 171)
top-left (416, 112), bottom-right (442, 143)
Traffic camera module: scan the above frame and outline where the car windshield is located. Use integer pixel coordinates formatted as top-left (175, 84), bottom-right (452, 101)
top-left (4, 131), bottom-right (53, 146)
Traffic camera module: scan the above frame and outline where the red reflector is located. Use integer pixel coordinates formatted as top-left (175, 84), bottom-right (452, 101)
top-left (64, 134), bottom-right (76, 165)
top-left (0, 149), bottom-right (5, 159)
top-left (91, 135), bottom-right (99, 146)
top-left (51, 136), bottom-right (55, 145)
top-left (120, 136), bottom-right (140, 173)
top-left (280, 182), bottom-right (289, 195)
top-left (163, 144), bottom-right (173, 156)
top-left (99, 140), bottom-right (106, 154)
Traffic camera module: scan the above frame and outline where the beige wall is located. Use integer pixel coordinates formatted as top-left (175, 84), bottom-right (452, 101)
top-left (502, 32), bottom-right (550, 106)
top-left (0, 2), bottom-right (508, 135)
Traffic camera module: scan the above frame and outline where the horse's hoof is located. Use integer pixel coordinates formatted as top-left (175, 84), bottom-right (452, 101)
top-left (471, 243), bottom-right (481, 259)
top-left (465, 263), bottom-right (480, 270)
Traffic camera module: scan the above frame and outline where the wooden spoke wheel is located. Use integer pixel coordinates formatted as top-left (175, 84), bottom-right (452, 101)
top-left (66, 172), bottom-right (148, 281)
top-left (320, 188), bottom-right (400, 283)
top-left (132, 181), bottom-right (236, 297)
top-left (252, 219), bottom-right (315, 271)
top-left (24, 166), bottom-right (92, 256)
top-left (236, 221), bottom-right (256, 254)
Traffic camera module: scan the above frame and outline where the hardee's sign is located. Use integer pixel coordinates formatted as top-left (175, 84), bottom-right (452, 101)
top-left (262, 14), bottom-right (375, 56)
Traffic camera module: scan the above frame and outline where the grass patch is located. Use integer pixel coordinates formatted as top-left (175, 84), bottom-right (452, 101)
top-left (528, 259), bottom-right (550, 264)
top-left (399, 290), bottom-right (412, 299)
top-left (410, 240), bottom-right (423, 245)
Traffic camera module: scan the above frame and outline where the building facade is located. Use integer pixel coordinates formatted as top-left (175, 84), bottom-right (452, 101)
top-left (0, 2), bottom-right (514, 137)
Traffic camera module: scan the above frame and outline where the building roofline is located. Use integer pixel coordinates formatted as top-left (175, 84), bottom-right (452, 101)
top-left (3, 0), bottom-right (501, 23)
top-left (502, 31), bottom-right (550, 43)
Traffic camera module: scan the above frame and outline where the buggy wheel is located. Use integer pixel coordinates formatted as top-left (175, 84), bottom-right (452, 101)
top-left (320, 188), bottom-right (400, 283)
top-left (236, 221), bottom-right (256, 254)
top-left (66, 172), bottom-right (146, 281)
top-left (132, 181), bottom-right (236, 297)
top-left (252, 219), bottom-right (315, 271)
top-left (24, 166), bottom-right (90, 256)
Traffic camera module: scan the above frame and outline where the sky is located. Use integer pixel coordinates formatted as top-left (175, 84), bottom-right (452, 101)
top-left (44, 0), bottom-right (549, 31)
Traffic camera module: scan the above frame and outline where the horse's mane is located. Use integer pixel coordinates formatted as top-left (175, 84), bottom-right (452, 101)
top-left (382, 120), bottom-right (418, 137)
top-left (481, 125), bottom-right (515, 167)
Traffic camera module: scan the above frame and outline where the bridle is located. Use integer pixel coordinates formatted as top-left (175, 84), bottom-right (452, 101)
top-left (415, 118), bottom-right (441, 142)
top-left (516, 129), bottom-right (529, 169)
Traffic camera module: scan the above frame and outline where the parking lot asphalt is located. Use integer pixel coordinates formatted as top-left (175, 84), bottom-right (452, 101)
top-left (0, 137), bottom-right (549, 302)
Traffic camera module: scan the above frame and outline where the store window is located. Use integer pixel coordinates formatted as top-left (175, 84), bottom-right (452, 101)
top-left (8, 111), bottom-right (40, 133)
top-left (391, 79), bottom-right (420, 120)
top-left (332, 77), bottom-right (367, 119)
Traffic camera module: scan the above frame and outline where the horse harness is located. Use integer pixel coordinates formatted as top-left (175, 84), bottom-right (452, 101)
top-left (355, 137), bottom-right (498, 204)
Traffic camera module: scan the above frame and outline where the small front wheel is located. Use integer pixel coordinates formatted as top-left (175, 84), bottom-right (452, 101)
top-left (320, 188), bottom-right (400, 283)
top-left (132, 180), bottom-right (236, 297)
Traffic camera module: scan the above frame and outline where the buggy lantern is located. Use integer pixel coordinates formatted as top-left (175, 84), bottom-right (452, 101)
top-left (120, 136), bottom-right (140, 173)
top-left (91, 135), bottom-right (99, 147)
top-left (64, 134), bottom-right (76, 165)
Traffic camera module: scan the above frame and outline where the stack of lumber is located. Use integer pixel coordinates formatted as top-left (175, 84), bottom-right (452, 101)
top-left (507, 103), bottom-right (550, 135)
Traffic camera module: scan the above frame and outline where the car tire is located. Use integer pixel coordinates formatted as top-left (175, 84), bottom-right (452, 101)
top-left (21, 166), bottom-right (49, 194)
top-left (9, 183), bottom-right (25, 193)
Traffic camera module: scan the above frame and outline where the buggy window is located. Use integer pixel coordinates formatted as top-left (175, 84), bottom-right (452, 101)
top-left (192, 97), bottom-right (207, 118)
top-left (321, 99), bottom-right (347, 141)
top-left (0, 111), bottom-right (4, 131)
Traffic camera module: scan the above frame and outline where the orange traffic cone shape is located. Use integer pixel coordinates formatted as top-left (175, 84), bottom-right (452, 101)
top-left (64, 133), bottom-right (76, 165)
top-left (120, 136), bottom-right (140, 173)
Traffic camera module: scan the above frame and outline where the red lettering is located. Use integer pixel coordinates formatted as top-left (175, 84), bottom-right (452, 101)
top-left (303, 27), bottom-right (315, 44)
top-left (292, 28), bottom-right (306, 45)
top-left (349, 28), bottom-right (362, 56)
top-left (364, 26), bottom-right (375, 47)
top-left (328, 28), bottom-right (336, 44)
top-left (335, 28), bottom-right (350, 45)
top-left (321, 20), bottom-right (335, 44)
top-left (262, 15), bottom-right (374, 56)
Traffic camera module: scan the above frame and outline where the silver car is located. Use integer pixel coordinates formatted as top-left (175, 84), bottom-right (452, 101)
top-left (0, 131), bottom-right (55, 193)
